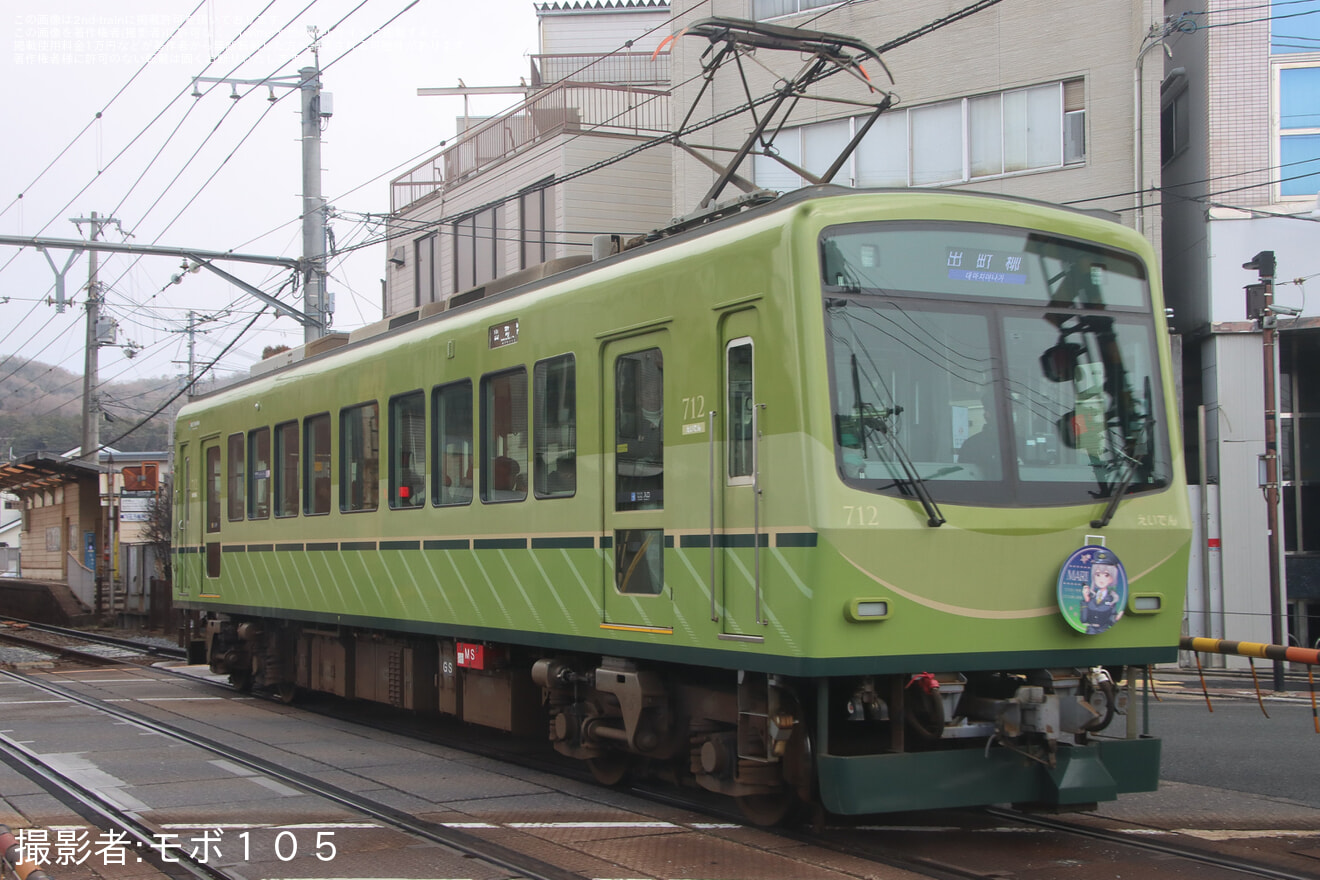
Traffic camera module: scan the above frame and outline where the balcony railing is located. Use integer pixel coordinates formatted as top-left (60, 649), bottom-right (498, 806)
top-left (530, 51), bottom-right (670, 86)
top-left (392, 79), bottom-right (672, 213)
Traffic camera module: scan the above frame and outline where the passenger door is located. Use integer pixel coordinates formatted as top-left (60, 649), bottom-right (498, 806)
top-left (175, 442), bottom-right (197, 598)
top-left (720, 309), bottom-right (765, 637)
top-left (602, 335), bottom-right (671, 631)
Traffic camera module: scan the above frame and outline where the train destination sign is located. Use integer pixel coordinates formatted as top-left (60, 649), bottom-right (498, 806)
top-left (945, 248), bottom-right (1027, 285)
top-left (488, 319), bottom-right (519, 349)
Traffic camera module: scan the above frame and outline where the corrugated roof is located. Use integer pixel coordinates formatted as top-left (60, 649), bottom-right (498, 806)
top-left (536, 0), bottom-right (669, 12)
top-left (0, 453), bottom-right (103, 495)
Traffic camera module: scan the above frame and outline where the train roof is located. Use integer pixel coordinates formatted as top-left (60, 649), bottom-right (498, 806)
top-left (181, 186), bottom-right (1133, 406)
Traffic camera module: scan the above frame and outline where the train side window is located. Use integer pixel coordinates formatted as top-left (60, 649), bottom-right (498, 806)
top-left (226, 433), bottom-right (245, 522)
top-left (727, 338), bottom-right (754, 481)
top-left (274, 421), bottom-right (299, 518)
top-left (248, 427), bottom-right (271, 519)
top-left (304, 413), bottom-right (331, 515)
top-left (389, 391), bottom-right (426, 509)
top-left (534, 354), bottom-right (576, 498)
top-left (432, 380), bottom-right (473, 507)
top-left (340, 402), bottom-right (380, 512)
top-left (481, 368), bottom-right (528, 503)
top-left (615, 348), bottom-right (663, 511)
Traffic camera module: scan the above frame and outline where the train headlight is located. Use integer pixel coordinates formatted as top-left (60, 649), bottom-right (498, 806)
top-left (846, 598), bottom-right (890, 621)
top-left (1128, 593), bottom-right (1162, 614)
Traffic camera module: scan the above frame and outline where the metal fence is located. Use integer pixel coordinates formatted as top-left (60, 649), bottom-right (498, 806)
top-left (392, 80), bottom-right (671, 212)
top-left (531, 52), bottom-right (670, 86)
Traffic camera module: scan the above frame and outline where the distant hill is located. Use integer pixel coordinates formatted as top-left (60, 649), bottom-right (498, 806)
top-left (0, 359), bottom-right (226, 458)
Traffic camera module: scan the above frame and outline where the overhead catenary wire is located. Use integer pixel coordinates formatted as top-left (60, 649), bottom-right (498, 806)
top-left (0, 0), bottom-right (211, 227)
top-left (0, 0), bottom-right (427, 407)
top-left (7, 0), bottom-right (1145, 449)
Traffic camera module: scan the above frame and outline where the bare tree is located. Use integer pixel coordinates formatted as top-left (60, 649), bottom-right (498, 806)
top-left (144, 478), bottom-right (172, 580)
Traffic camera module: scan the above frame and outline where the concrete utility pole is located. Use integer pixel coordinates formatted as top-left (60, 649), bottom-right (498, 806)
top-left (300, 64), bottom-right (328, 344)
top-left (190, 40), bottom-right (333, 342)
top-left (72, 212), bottom-right (119, 463)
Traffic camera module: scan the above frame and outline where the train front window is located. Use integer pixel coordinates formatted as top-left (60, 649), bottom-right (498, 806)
top-left (821, 221), bottom-right (1170, 507)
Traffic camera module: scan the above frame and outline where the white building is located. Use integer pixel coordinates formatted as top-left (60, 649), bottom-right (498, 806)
top-left (385, 0), bottom-right (674, 316)
top-left (1163, 0), bottom-right (1320, 659)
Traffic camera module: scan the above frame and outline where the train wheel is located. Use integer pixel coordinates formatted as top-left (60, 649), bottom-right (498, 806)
top-left (586, 753), bottom-right (631, 787)
top-left (274, 680), bottom-right (297, 704)
top-left (736, 790), bottom-right (797, 826)
top-left (228, 670), bottom-right (253, 693)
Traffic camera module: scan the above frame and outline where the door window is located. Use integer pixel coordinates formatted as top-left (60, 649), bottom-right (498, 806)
top-left (615, 348), bottom-right (664, 510)
top-left (727, 339), bottom-right (754, 481)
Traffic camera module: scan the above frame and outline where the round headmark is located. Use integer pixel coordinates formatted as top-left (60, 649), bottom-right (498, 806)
top-left (1056, 545), bottom-right (1127, 635)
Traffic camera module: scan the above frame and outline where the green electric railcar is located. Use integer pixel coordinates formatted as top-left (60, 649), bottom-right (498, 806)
top-left (174, 187), bottom-right (1191, 822)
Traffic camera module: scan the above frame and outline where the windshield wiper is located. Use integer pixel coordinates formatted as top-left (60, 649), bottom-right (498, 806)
top-left (875, 412), bottom-right (946, 528)
top-left (851, 356), bottom-right (945, 527)
top-left (1091, 413), bottom-right (1153, 528)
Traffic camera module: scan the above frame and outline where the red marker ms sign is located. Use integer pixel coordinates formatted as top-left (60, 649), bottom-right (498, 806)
top-left (456, 642), bottom-right (485, 669)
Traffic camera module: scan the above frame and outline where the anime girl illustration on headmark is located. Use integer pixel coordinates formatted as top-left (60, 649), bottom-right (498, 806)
top-left (1056, 545), bottom-right (1128, 635)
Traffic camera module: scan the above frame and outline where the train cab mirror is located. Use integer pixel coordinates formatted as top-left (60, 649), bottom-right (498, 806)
top-left (1040, 341), bottom-right (1084, 383)
top-left (1057, 406), bottom-right (1107, 452)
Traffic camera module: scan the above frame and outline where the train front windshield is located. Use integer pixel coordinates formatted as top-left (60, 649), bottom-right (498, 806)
top-left (820, 221), bottom-right (1171, 508)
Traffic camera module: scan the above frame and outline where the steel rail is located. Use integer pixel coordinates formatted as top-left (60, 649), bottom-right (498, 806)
top-left (0, 734), bottom-right (233, 880)
top-left (0, 669), bottom-right (583, 880)
top-left (985, 806), bottom-right (1317, 880)
top-left (1, 620), bottom-right (187, 661)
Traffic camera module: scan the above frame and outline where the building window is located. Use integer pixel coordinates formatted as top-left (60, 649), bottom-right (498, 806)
top-left (453, 206), bottom-right (500, 292)
top-left (1275, 64), bottom-right (1320, 197)
top-left (1272, 3), bottom-right (1320, 199)
top-left (415, 233), bottom-right (436, 307)
top-left (534, 354), bottom-right (576, 498)
top-left (1161, 84), bottom-right (1189, 166)
top-left (389, 391), bottom-right (426, 509)
top-left (520, 178), bottom-right (553, 269)
top-left (340, 402), bottom-right (379, 512)
top-left (1272, 0), bottom-right (1320, 54)
top-left (752, 0), bottom-right (837, 20)
top-left (753, 80), bottom-right (1083, 189)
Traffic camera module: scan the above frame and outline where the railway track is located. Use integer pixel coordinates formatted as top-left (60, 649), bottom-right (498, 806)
top-left (2, 634), bottom-right (1317, 880)
top-left (218, 665), bottom-right (1320, 880)
top-left (0, 620), bottom-right (187, 667)
top-left (0, 667), bottom-right (609, 880)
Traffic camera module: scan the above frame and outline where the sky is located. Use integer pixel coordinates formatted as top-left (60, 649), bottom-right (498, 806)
top-left (0, 0), bottom-right (541, 420)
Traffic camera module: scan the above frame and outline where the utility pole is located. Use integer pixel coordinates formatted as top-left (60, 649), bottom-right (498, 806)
top-left (300, 63), bottom-right (328, 344)
top-left (187, 310), bottom-right (197, 387)
top-left (72, 212), bottom-right (119, 464)
top-left (1244, 249), bottom-right (1287, 692)
top-left (190, 31), bottom-right (332, 342)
